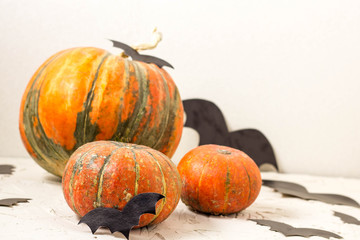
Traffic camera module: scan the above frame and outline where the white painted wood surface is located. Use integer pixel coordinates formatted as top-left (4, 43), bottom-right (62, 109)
top-left (1, 157), bottom-right (359, 239)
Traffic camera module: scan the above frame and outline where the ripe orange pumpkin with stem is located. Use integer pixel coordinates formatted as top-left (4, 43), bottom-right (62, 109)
top-left (177, 144), bottom-right (262, 215)
top-left (19, 30), bottom-right (183, 177)
top-left (62, 141), bottom-right (182, 227)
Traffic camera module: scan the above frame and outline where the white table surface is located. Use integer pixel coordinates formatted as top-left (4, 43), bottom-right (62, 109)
top-left (1, 157), bottom-right (360, 240)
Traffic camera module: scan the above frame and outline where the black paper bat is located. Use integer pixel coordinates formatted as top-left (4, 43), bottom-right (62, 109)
top-left (109, 40), bottom-right (173, 69)
top-left (250, 219), bottom-right (342, 239)
top-left (263, 179), bottom-right (360, 208)
top-left (183, 98), bottom-right (278, 170)
top-left (79, 192), bottom-right (165, 239)
top-left (0, 164), bottom-right (15, 174)
top-left (0, 198), bottom-right (31, 207)
top-left (333, 211), bottom-right (360, 225)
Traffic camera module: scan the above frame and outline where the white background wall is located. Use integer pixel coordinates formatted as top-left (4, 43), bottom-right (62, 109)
top-left (0, 0), bottom-right (359, 178)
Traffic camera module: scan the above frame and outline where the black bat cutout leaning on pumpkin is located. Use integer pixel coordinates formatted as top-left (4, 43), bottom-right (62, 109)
top-left (109, 40), bottom-right (174, 69)
top-left (182, 98), bottom-right (278, 170)
top-left (250, 219), bottom-right (343, 239)
top-left (79, 193), bottom-right (165, 240)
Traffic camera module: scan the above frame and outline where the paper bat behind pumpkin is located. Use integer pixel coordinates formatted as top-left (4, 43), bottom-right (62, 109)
top-left (79, 193), bottom-right (165, 239)
top-left (250, 219), bottom-right (342, 239)
top-left (183, 98), bottom-right (278, 170)
top-left (109, 40), bottom-right (174, 69)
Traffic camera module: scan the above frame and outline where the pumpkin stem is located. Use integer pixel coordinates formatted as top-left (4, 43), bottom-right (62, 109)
top-left (121, 28), bottom-right (162, 58)
top-left (133, 27), bottom-right (163, 51)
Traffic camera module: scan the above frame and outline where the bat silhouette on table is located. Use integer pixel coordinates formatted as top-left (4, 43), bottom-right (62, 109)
top-left (183, 98), bottom-right (278, 170)
top-left (250, 219), bottom-right (342, 239)
top-left (0, 164), bottom-right (15, 175)
top-left (263, 179), bottom-right (360, 208)
top-left (333, 211), bottom-right (360, 225)
top-left (109, 40), bottom-right (174, 69)
top-left (0, 198), bottom-right (31, 207)
top-left (79, 193), bottom-right (165, 240)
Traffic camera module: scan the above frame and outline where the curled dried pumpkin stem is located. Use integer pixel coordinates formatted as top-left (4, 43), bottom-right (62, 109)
top-left (133, 27), bottom-right (162, 51)
top-left (121, 28), bottom-right (162, 58)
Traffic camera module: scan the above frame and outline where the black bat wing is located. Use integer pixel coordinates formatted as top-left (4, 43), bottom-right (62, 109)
top-left (262, 180), bottom-right (308, 193)
top-left (263, 180), bottom-right (360, 208)
top-left (131, 53), bottom-right (174, 69)
top-left (183, 99), bottom-right (230, 146)
top-left (109, 39), bottom-right (173, 68)
top-left (334, 211), bottom-right (360, 225)
top-left (0, 164), bottom-right (15, 174)
top-left (122, 192), bottom-right (165, 217)
top-left (312, 193), bottom-right (360, 208)
top-left (229, 129), bottom-right (278, 170)
top-left (0, 198), bottom-right (31, 207)
top-left (250, 219), bottom-right (342, 239)
top-left (291, 227), bottom-right (343, 239)
top-left (79, 193), bottom-right (164, 239)
top-left (79, 208), bottom-right (124, 234)
top-left (109, 39), bottom-right (139, 58)
top-left (250, 219), bottom-right (293, 234)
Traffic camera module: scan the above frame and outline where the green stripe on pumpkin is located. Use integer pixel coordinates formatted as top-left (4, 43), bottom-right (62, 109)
top-left (144, 150), bottom-right (167, 225)
top-left (73, 53), bottom-right (111, 150)
top-left (94, 147), bottom-right (119, 208)
top-left (69, 148), bottom-right (95, 215)
top-left (119, 61), bottom-right (150, 143)
top-left (150, 65), bottom-right (172, 150)
top-left (22, 51), bottom-right (72, 176)
top-left (223, 164), bottom-right (231, 213)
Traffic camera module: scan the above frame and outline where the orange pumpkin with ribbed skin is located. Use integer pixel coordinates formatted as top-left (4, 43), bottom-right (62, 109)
top-left (62, 141), bottom-right (182, 227)
top-left (19, 47), bottom-right (183, 177)
top-left (177, 144), bottom-right (261, 215)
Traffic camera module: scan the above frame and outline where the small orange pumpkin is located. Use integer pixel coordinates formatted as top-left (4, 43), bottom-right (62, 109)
top-left (62, 141), bottom-right (182, 227)
top-left (19, 47), bottom-right (183, 177)
top-left (177, 144), bottom-right (262, 215)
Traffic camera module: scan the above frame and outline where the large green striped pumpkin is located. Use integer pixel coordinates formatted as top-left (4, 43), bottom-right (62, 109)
top-left (62, 141), bottom-right (182, 226)
top-left (19, 47), bottom-right (183, 177)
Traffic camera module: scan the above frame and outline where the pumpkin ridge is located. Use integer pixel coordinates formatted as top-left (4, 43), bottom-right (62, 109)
top-left (111, 58), bottom-right (130, 141)
top-left (197, 155), bottom-right (213, 212)
top-left (240, 159), bottom-right (252, 208)
top-left (149, 64), bottom-right (171, 150)
top-left (73, 53), bottom-right (111, 149)
top-left (94, 147), bottom-right (120, 208)
top-left (122, 61), bottom-right (150, 142)
top-left (69, 146), bottom-right (98, 215)
top-left (129, 64), bottom-right (162, 146)
top-left (116, 61), bottom-right (147, 142)
top-left (223, 163), bottom-right (231, 214)
top-left (129, 148), bottom-right (140, 196)
top-left (143, 150), bottom-right (167, 225)
top-left (155, 87), bottom-right (183, 158)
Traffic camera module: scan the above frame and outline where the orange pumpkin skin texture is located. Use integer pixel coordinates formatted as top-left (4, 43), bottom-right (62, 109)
top-left (62, 141), bottom-right (182, 227)
top-left (177, 144), bottom-right (262, 215)
top-left (19, 47), bottom-right (183, 177)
